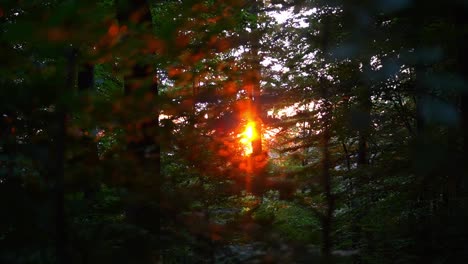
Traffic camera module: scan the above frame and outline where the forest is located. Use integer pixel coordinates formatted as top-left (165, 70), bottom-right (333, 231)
top-left (1, 0), bottom-right (468, 263)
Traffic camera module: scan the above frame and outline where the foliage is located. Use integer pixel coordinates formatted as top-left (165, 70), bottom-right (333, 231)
top-left (253, 197), bottom-right (320, 243)
top-left (2, 0), bottom-right (468, 263)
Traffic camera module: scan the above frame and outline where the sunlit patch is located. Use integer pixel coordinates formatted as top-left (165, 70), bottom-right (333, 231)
top-left (239, 121), bottom-right (258, 155)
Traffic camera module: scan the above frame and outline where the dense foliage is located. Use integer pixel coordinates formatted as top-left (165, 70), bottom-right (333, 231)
top-left (1, 0), bottom-right (468, 263)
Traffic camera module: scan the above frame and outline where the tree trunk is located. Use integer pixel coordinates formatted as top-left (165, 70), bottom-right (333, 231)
top-left (54, 47), bottom-right (76, 264)
top-left (318, 16), bottom-right (334, 264)
top-left (357, 69), bottom-right (371, 167)
top-left (353, 68), bottom-right (372, 264)
top-left (77, 63), bottom-right (94, 92)
top-left (250, 0), bottom-right (263, 157)
top-left (320, 81), bottom-right (334, 264)
top-left (248, 0), bottom-right (266, 197)
top-left (455, 4), bottom-right (468, 196)
top-left (116, 1), bottom-right (161, 261)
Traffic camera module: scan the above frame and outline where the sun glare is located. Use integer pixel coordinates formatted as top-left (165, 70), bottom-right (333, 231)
top-left (240, 121), bottom-right (258, 155)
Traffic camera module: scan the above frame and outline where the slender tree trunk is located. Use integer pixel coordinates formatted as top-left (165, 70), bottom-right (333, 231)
top-left (455, 4), bottom-right (468, 196)
top-left (250, 0), bottom-right (262, 157)
top-left (77, 63), bottom-right (94, 92)
top-left (248, 0), bottom-right (267, 197)
top-left (317, 15), bottom-right (334, 264)
top-left (357, 70), bottom-right (371, 167)
top-left (54, 109), bottom-right (67, 264)
top-left (54, 47), bottom-right (76, 264)
top-left (352, 62), bottom-right (373, 264)
top-left (321, 121), bottom-right (333, 264)
top-left (319, 77), bottom-right (334, 264)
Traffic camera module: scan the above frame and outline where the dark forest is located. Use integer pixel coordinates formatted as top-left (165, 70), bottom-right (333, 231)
top-left (1, 0), bottom-right (468, 263)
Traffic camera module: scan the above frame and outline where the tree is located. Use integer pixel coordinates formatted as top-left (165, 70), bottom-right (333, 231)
top-left (2, 0), bottom-right (468, 263)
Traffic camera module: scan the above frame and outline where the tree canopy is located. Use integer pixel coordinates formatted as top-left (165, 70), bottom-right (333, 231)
top-left (1, 0), bottom-right (468, 263)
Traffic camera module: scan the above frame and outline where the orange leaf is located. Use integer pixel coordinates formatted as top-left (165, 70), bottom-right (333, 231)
top-left (108, 23), bottom-right (119, 37)
top-left (176, 34), bottom-right (190, 48)
top-left (217, 38), bottom-right (230, 52)
top-left (168, 67), bottom-right (182, 78)
top-left (223, 81), bottom-right (237, 95)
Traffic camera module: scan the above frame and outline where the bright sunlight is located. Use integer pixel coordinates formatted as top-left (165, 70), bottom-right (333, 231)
top-left (239, 121), bottom-right (258, 155)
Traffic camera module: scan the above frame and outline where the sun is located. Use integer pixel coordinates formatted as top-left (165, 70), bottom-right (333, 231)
top-left (239, 121), bottom-right (258, 155)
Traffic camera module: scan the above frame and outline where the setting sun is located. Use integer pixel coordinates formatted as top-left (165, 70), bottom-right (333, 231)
top-left (239, 121), bottom-right (258, 155)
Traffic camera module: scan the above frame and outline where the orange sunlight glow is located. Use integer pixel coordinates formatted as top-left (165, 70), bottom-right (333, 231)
top-left (239, 121), bottom-right (258, 155)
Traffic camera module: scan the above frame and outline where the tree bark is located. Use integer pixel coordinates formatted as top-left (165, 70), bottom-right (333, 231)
top-left (247, 0), bottom-right (267, 197)
top-left (455, 3), bottom-right (468, 195)
top-left (54, 47), bottom-right (76, 264)
top-left (357, 72), bottom-right (371, 167)
top-left (320, 80), bottom-right (334, 264)
top-left (116, 1), bottom-right (161, 261)
top-left (249, 0), bottom-right (263, 157)
top-left (318, 16), bottom-right (334, 264)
